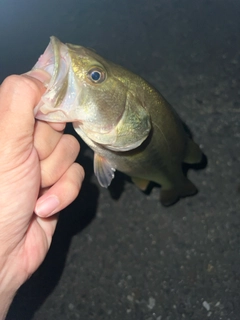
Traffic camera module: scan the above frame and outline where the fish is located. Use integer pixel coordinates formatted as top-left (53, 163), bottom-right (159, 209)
top-left (33, 36), bottom-right (203, 206)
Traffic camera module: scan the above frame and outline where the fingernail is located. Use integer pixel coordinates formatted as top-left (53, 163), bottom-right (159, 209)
top-left (35, 195), bottom-right (60, 217)
top-left (24, 69), bottom-right (51, 85)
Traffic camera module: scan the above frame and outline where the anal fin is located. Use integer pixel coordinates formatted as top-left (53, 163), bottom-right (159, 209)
top-left (131, 177), bottom-right (150, 191)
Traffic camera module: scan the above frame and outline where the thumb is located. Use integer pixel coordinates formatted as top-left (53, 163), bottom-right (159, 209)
top-left (0, 70), bottom-right (51, 140)
top-left (24, 69), bottom-right (51, 85)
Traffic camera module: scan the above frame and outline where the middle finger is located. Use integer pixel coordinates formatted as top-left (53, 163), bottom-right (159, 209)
top-left (40, 134), bottom-right (80, 188)
top-left (34, 120), bottom-right (65, 160)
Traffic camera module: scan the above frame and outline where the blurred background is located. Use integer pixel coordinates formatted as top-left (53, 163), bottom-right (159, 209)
top-left (1, 0), bottom-right (240, 319)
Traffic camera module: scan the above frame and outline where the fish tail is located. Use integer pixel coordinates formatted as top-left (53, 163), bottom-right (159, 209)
top-left (160, 178), bottom-right (198, 206)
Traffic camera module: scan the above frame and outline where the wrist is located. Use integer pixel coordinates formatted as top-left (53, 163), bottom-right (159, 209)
top-left (0, 258), bottom-right (22, 319)
top-left (0, 290), bottom-right (15, 320)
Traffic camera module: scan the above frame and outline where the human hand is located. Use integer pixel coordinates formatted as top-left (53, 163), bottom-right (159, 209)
top-left (0, 71), bottom-right (84, 318)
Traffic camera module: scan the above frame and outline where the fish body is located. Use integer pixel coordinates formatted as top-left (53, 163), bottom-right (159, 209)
top-left (33, 36), bottom-right (203, 205)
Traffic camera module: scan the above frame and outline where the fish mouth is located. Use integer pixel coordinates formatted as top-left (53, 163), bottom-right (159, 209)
top-left (33, 36), bottom-right (81, 122)
top-left (33, 37), bottom-right (124, 146)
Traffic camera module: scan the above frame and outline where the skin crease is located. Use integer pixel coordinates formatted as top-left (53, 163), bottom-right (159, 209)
top-left (0, 70), bottom-right (84, 319)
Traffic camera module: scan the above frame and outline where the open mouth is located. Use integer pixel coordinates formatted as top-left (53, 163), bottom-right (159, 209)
top-left (33, 36), bottom-right (78, 122)
top-left (33, 37), bottom-right (59, 77)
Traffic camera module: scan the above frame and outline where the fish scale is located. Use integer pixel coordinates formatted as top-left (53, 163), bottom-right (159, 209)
top-left (33, 36), bottom-right (203, 206)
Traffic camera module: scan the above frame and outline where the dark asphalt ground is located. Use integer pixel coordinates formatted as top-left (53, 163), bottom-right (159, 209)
top-left (1, 0), bottom-right (240, 319)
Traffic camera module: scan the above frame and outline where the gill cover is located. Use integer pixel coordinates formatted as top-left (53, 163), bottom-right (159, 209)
top-left (73, 89), bottom-right (151, 152)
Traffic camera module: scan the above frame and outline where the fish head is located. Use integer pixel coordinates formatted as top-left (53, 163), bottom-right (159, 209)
top-left (34, 36), bottom-right (151, 151)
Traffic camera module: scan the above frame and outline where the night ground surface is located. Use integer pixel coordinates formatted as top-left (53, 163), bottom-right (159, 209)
top-left (0, 0), bottom-right (240, 319)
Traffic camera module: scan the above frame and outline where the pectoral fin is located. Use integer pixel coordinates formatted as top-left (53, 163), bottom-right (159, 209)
top-left (94, 153), bottom-right (116, 187)
top-left (131, 177), bottom-right (150, 191)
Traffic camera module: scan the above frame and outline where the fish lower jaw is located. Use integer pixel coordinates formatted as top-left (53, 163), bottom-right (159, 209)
top-left (35, 108), bottom-right (81, 123)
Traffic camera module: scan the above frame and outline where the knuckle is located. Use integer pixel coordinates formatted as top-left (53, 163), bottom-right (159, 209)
top-left (67, 163), bottom-right (85, 193)
top-left (2, 75), bottom-right (21, 87)
top-left (2, 74), bottom-right (40, 101)
top-left (1, 75), bottom-right (24, 94)
top-left (41, 168), bottom-right (55, 188)
top-left (62, 135), bottom-right (80, 158)
top-left (74, 163), bottom-right (85, 181)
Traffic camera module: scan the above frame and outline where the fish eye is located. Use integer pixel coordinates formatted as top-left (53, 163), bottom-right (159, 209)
top-left (88, 68), bottom-right (106, 83)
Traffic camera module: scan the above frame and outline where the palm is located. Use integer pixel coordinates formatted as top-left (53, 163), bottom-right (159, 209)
top-left (0, 143), bottom-right (57, 280)
top-left (20, 214), bottom-right (57, 278)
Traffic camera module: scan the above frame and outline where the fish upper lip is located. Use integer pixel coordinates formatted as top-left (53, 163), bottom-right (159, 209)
top-left (39, 36), bottom-right (70, 90)
top-left (33, 36), bottom-right (59, 82)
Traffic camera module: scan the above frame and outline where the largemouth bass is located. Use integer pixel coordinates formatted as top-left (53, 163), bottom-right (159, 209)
top-left (33, 36), bottom-right (203, 206)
